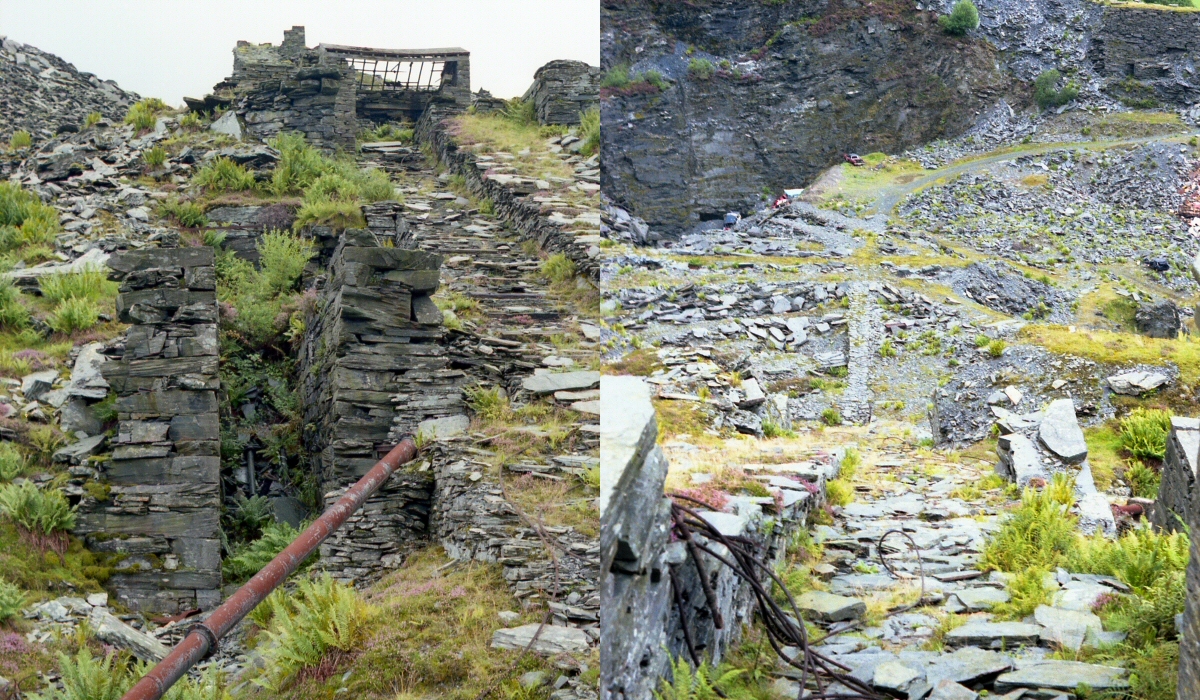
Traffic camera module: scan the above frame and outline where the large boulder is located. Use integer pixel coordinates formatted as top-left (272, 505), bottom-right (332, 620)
top-left (1134, 299), bottom-right (1180, 339)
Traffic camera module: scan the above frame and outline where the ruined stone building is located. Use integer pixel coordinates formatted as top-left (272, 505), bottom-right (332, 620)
top-left (188, 26), bottom-right (472, 150)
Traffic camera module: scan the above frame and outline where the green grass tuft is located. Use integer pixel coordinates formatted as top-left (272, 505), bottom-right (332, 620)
top-left (39, 267), bottom-right (116, 304)
top-left (48, 297), bottom-right (101, 334)
top-left (1119, 408), bottom-right (1171, 461)
top-left (8, 131), bottom-right (31, 150)
top-left (193, 156), bottom-right (257, 193)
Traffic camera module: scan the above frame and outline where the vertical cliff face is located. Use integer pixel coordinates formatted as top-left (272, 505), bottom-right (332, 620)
top-left (601, 0), bottom-right (1017, 234)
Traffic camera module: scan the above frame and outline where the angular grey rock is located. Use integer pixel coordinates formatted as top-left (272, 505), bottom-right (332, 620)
top-left (928, 680), bottom-right (978, 700)
top-left (1135, 299), bottom-right (1180, 339)
top-left (209, 109), bottom-right (243, 139)
top-left (994, 660), bottom-right (1128, 692)
top-left (269, 496), bottom-right (306, 529)
top-left (945, 621), bottom-right (1042, 648)
top-left (599, 376), bottom-right (656, 517)
top-left (1034, 605), bottom-right (1102, 652)
top-left (88, 606), bottom-right (169, 662)
top-left (996, 433), bottom-right (1047, 486)
top-left (59, 396), bottom-right (103, 436)
top-left (1038, 399), bottom-right (1088, 464)
top-left (416, 414), bottom-right (470, 440)
top-left (1106, 370), bottom-right (1170, 396)
top-left (945, 587), bottom-right (1009, 612)
top-left (411, 294), bottom-right (442, 324)
top-left (523, 370), bottom-right (601, 395)
top-left (925, 647), bottom-right (1013, 686)
top-left (491, 623), bottom-right (590, 654)
top-left (21, 369), bottom-right (58, 401)
top-left (872, 661), bottom-right (922, 692)
top-left (796, 591), bottom-right (866, 622)
top-left (53, 434), bottom-right (106, 464)
top-left (739, 378), bottom-right (766, 408)
top-left (66, 342), bottom-right (109, 399)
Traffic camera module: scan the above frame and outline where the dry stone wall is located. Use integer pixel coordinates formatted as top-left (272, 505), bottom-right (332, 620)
top-left (1151, 417), bottom-right (1200, 533)
top-left (416, 105), bottom-right (601, 281)
top-left (78, 247), bottom-right (222, 614)
top-left (297, 232), bottom-right (465, 582)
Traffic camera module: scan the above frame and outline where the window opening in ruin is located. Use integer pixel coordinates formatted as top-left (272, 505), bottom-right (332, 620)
top-left (343, 57), bottom-right (450, 92)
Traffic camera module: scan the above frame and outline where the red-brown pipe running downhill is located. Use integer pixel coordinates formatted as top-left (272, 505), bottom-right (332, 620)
top-left (121, 437), bottom-right (420, 700)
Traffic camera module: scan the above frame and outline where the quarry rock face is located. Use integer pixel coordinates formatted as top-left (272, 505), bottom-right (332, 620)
top-left (600, 0), bottom-right (1017, 233)
top-left (523, 59), bottom-right (600, 125)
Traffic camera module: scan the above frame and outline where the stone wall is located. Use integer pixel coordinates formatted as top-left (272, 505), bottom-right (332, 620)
top-left (296, 231), bottom-right (465, 581)
top-left (1092, 7), bottom-right (1200, 106)
top-left (1150, 417), bottom-right (1200, 533)
top-left (208, 27), bottom-right (358, 150)
top-left (1184, 546), bottom-right (1200, 700)
top-left (601, 375), bottom-right (825, 699)
top-left (78, 247), bottom-right (222, 614)
top-left (416, 105), bottom-right (600, 281)
top-left (522, 60), bottom-right (599, 125)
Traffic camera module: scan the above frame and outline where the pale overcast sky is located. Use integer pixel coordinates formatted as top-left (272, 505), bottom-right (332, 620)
top-left (0, 0), bottom-right (599, 104)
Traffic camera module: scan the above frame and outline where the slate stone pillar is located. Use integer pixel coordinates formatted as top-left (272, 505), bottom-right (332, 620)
top-left (79, 247), bottom-right (222, 613)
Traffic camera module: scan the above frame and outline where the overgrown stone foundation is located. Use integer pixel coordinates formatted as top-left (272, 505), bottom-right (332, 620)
top-left (79, 247), bottom-right (222, 614)
top-left (297, 231), bottom-right (465, 581)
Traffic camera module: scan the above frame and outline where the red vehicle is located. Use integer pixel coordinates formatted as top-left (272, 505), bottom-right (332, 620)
top-left (844, 153), bottom-right (865, 167)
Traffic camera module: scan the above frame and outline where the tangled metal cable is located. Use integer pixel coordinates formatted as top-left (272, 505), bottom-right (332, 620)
top-left (667, 495), bottom-right (885, 700)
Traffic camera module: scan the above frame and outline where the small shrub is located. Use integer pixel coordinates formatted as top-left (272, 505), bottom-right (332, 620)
top-left (579, 106), bottom-right (600, 156)
top-left (938, 0), bottom-right (979, 34)
top-left (1119, 408), bottom-right (1171, 461)
top-left (292, 200), bottom-right (365, 231)
top-left (254, 575), bottom-right (375, 689)
top-left (8, 131), bottom-right (31, 150)
top-left (1068, 525), bottom-right (1188, 591)
top-left (501, 98), bottom-right (537, 126)
top-left (0, 442), bottom-right (26, 481)
top-left (688, 58), bottom-right (716, 80)
top-left (49, 297), bottom-right (101, 334)
top-left (228, 493), bottom-right (274, 541)
top-left (761, 420), bottom-right (796, 439)
top-left (1102, 569), bottom-right (1186, 647)
top-left (879, 339), bottom-right (897, 358)
top-left (269, 132), bottom-right (328, 195)
top-left (28, 425), bottom-right (65, 465)
top-left (124, 97), bottom-right (169, 132)
top-left (179, 111), bottom-right (203, 130)
top-left (159, 198), bottom-right (208, 228)
top-left (641, 70), bottom-right (669, 91)
top-left (193, 156), bottom-right (257, 193)
top-left (83, 112), bottom-right (102, 129)
top-left (541, 253), bottom-right (577, 284)
top-left (39, 648), bottom-right (130, 700)
top-left (974, 334), bottom-right (991, 348)
top-left (981, 480), bottom-right (1077, 572)
top-left (655, 655), bottom-right (743, 700)
top-left (466, 385), bottom-right (510, 422)
top-left (223, 521), bottom-right (301, 583)
top-left (986, 339), bottom-right (1007, 358)
top-left (1127, 460), bottom-right (1161, 499)
top-left (39, 267), bottom-right (116, 303)
top-left (258, 230), bottom-right (315, 296)
top-left (994, 567), bottom-right (1050, 619)
top-left (0, 481), bottom-right (75, 558)
top-left (0, 578), bottom-right (25, 623)
top-left (600, 65), bottom-right (631, 89)
top-left (825, 479), bottom-right (853, 507)
top-left (143, 146), bottom-right (167, 169)
top-left (1034, 69), bottom-right (1080, 109)
top-left (0, 279), bottom-right (30, 330)
top-left (820, 407), bottom-right (843, 426)
top-left (0, 181), bottom-right (61, 250)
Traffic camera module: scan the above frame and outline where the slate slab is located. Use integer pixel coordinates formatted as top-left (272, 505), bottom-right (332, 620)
top-left (796, 590), bottom-right (866, 622)
top-left (994, 660), bottom-right (1129, 692)
top-left (1038, 399), bottom-right (1087, 463)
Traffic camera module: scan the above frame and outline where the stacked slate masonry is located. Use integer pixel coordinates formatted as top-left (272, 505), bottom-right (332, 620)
top-left (297, 230), bottom-right (466, 582)
top-left (416, 105), bottom-right (600, 281)
top-left (77, 247), bottom-right (222, 614)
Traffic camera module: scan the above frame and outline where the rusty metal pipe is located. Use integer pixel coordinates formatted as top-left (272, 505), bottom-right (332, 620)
top-left (121, 437), bottom-right (419, 700)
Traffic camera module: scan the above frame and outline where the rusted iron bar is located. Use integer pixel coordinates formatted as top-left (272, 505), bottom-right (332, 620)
top-left (121, 437), bottom-right (419, 700)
